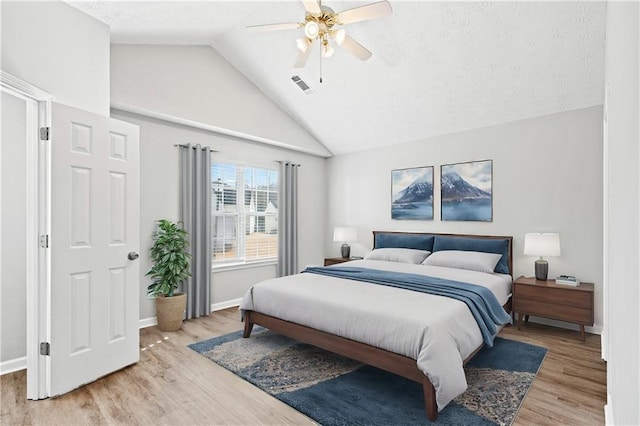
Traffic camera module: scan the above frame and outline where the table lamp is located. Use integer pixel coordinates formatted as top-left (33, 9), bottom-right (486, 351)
top-left (333, 227), bottom-right (357, 258)
top-left (524, 233), bottom-right (561, 281)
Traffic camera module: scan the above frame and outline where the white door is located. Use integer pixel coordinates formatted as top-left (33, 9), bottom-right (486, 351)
top-left (49, 102), bottom-right (140, 396)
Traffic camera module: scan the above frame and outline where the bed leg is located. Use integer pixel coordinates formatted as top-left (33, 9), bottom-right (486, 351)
top-left (243, 312), bottom-right (254, 338)
top-left (422, 378), bottom-right (438, 421)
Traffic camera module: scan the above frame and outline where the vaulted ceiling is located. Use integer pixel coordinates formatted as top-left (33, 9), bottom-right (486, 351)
top-left (68, 1), bottom-right (606, 155)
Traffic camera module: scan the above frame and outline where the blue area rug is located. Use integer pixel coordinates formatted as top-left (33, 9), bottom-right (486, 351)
top-left (189, 328), bottom-right (546, 425)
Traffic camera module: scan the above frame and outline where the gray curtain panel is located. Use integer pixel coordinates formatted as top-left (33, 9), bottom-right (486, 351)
top-left (277, 162), bottom-right (299, 277)
top-left (179, 144), bottom-right (212, 318)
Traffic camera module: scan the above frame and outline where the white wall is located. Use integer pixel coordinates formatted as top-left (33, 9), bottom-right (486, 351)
top-left (110, 44), bottom-right (330, 157)
top-left (1, 92), bottom-right (28, 362)
top-left (0, 1), bottom-right (110, 115)
top-left (603, 2), bottom-right (640, 425)
top-left (111, 110), bottom-right (327, 320)
top-left (327, 107), bottom-right (604, 332)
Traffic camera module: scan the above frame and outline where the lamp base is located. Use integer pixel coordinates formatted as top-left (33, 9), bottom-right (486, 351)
top-left (341, 243), bottom-right (351, 258)
top-left (534, 259), bottom-right (548, 281)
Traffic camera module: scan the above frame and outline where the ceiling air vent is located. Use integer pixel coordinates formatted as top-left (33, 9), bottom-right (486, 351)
top-left (291, 75), bottom-right (315, 95)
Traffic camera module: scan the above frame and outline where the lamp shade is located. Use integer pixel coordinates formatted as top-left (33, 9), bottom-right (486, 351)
top-left (524, 233), bottom-right (561, 257)
top-left (333, 227), bottom-right (357, 242)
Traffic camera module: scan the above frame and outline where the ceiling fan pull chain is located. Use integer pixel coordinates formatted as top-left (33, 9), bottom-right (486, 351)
top-left (319, 43), bottom-right (323, 83)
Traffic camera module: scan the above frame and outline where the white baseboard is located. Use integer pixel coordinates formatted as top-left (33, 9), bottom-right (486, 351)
top-left (604, 394), bottom-right (614, 425)
top-left (0, 356), bottom-right (27, 375)
top-left (525, 317), bottom-right (603, 335)
top-left (588, 324), bottom-right (603, 335)
top-left (138, 316), bottom-right (158, 329)
top-left (211, 298), bottom-right (241, 312)
top-left (138, 298), bottom-right (241, 329)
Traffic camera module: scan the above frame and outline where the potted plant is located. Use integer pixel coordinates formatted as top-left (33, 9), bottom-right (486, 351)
top-left (146, 219), bottom-right (191, 331)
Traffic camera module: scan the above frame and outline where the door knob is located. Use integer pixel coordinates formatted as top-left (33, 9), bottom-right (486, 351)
top-left (127, 251), bottom-right (139, 261)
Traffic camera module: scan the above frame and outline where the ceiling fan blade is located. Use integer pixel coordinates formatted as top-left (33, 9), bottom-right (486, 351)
top-left (336, 1), bottom-right (392, 25)
top-left (294, 46), bottom-right (312, 68)
top-left (301, 0), bottom-right (321, 15)
top-left (339, 35), bottom-right (372, 61)
top-left (246, 22), bottom-right (301, 32)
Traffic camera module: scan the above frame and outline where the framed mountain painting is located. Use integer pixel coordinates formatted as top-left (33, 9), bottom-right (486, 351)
top-left (391, 166), bottom-right (433, 220)
top-left (441, 160), bottom-right (493, 221)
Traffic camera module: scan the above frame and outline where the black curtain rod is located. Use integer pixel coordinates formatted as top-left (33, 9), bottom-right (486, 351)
top-left (276, 160), bottom-right (301, 167)
top-left (174, 144), bottom-right (218, 153)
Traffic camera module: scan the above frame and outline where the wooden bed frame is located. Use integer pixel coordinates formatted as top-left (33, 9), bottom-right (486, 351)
top-left (243, 231), bottom-right (513, 421)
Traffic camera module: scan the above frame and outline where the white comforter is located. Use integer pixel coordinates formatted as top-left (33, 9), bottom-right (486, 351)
top-left (239, 259), bottom-right (512, 411)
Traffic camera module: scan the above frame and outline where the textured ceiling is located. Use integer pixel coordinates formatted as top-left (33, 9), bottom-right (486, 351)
top-left (68, 1), bottom-right (606, 156)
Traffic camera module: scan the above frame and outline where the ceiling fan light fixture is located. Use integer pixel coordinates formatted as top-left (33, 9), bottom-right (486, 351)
top-left (304, 21), bottom-right (320, 39)
top-left (322, 43), bottom-right (335, 58)
top-left (247, 0), bottom-right (393, 70)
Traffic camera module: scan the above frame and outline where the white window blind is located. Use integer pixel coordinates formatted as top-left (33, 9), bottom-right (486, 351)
top-left (212, 162), bottom-right (278, 265)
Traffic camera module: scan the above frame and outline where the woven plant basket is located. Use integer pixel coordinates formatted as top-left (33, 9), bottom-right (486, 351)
top-left (155, 293), bottom-right (187, 332)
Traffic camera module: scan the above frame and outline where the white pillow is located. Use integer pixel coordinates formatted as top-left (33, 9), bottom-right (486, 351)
top-left (421, 250), bottom-right (501, 273)
top-left (364, 248), bottom-right (431, 264)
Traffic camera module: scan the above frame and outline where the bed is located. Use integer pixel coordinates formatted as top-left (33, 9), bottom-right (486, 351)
top-left (240, 231), bottom-right (513, 421)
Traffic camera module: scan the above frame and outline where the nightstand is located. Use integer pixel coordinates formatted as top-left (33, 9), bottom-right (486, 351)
top-left (513, 276), bottom-right (594, 341)
top-left (324, 257), bottom-right (351, 266)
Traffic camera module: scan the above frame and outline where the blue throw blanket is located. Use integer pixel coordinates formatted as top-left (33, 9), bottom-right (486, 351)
top-left (302, 266), bottom-right (512, 347)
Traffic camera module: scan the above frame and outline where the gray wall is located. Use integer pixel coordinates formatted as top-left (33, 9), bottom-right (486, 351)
top-left (1, 92), bottom-right (28, 362)
top-left (327, 106), bottom-right (604, 332)
top-left (110, 44), bottom-right (330, 157)
top-left (0, 0), bottom-right (110, 367)
top-left (603, 2), bottom-right (640, 424)
top-left (109, 44), bottom-right (331, 321)
top-left (111, 110), bottom-right (327, 321)
top-left (0, 1), bottom-right (110, 115)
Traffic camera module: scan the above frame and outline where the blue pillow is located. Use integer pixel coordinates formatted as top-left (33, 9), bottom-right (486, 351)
top-left (432, 236), bottom-right (510, 274)
top-left (374, 234), bottom-right (435, 252)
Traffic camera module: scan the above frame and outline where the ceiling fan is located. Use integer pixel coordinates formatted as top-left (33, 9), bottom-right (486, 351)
top-left (247, 0), bottom-right (392, 70)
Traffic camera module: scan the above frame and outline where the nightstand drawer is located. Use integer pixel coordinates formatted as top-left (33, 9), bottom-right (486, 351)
top-left (516, 285), bottom-right (591, 309)
top-left (515, 299), bottom-right (593, 324)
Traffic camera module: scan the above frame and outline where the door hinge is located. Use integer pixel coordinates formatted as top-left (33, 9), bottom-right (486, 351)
top-left (39, 127), bottom-right (50, 141)
top-left (40, 342), bottom-right (50, 356)
top-left (40, 234), bottom-right (49, 248)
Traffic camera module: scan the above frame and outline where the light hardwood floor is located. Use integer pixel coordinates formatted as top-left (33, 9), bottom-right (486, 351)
top-left (1, 308), bottom-right (606, 425)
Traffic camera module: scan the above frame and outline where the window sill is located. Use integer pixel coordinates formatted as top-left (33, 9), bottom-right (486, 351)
top-left (212, 259), bottom-right (277, 273)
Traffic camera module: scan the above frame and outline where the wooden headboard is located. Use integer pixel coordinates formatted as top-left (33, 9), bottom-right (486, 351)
top-left (372, 231), bottom-right (514, 276)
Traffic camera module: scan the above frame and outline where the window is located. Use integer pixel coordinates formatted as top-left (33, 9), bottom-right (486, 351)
top-left (212, 162), bottom-right (278, 265)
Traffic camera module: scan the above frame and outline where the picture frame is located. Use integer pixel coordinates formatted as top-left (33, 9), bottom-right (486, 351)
top-left (441, 159), bottom-right (493, 222)
top-left (391, 166), bottom-right (434, 220)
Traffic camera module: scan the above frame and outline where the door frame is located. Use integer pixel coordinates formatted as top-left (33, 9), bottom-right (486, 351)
top-left (1, 71), bottom-right (53, 399)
